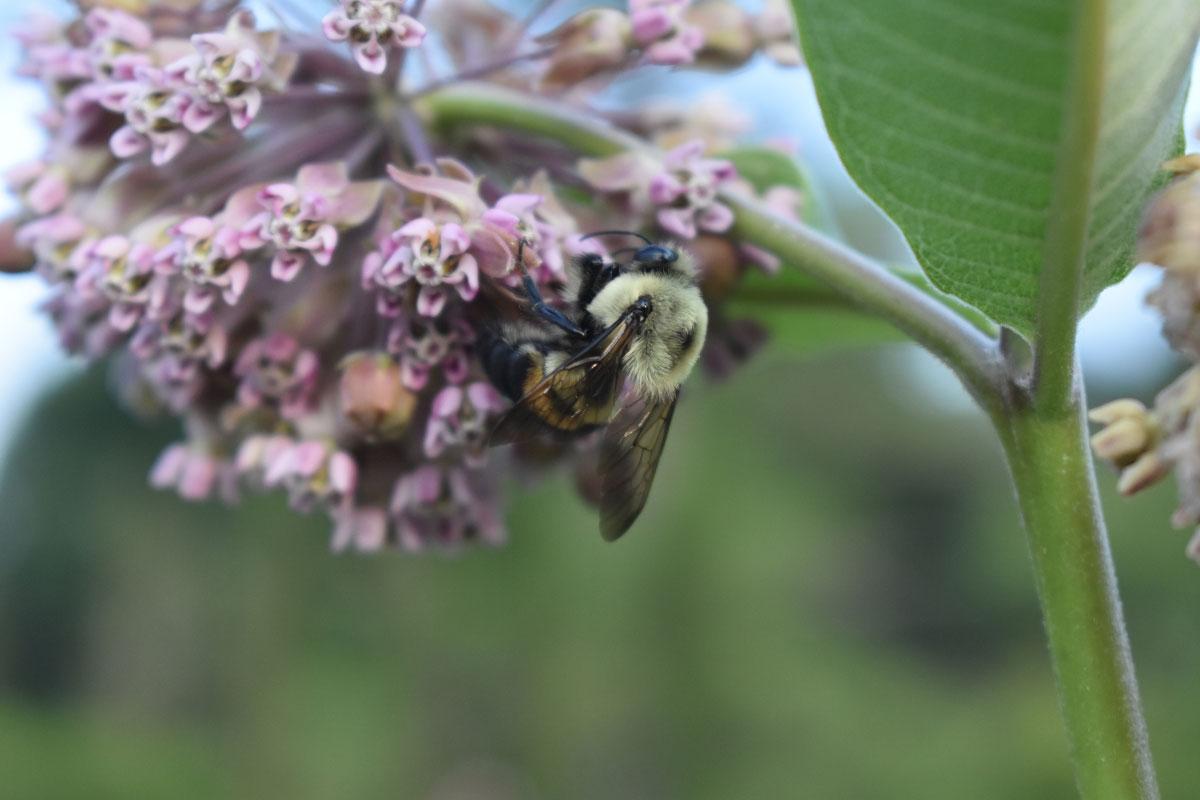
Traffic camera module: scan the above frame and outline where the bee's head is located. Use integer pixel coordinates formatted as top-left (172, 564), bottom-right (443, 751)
top-left (630, 244), bottom-right (677, 272)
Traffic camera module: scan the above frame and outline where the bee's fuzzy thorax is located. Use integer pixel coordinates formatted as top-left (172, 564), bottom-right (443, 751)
top-left (586, 261), bottom-right (708, 401)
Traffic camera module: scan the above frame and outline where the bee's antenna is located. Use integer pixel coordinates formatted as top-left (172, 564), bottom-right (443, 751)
top-left (581, 229), bottom-right (653, 245)
top-left (609, 247), bottom-right (640, 258)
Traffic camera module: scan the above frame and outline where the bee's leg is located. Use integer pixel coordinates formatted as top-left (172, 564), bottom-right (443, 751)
top-left (517, 239), bottom-right (586, 338)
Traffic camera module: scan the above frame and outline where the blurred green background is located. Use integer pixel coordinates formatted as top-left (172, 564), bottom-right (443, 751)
top-left (3, 346), bottom-right (1200, 799)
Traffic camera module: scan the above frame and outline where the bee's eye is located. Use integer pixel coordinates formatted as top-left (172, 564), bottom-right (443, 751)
top-left (635, 245), bottom-right (678, 268)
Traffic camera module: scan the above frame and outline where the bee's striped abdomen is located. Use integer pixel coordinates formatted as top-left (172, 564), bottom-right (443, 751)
top-left (479, 327), bottom-right (541, 401)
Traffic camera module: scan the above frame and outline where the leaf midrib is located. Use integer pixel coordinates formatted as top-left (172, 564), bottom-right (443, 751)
top-left (1031, 0), bottom-right (1107, 409)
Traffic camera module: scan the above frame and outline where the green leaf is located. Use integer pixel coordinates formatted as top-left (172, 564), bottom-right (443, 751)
top-left (723, 146), bottom-right (997, 352)
top-left (790, 0), bottom-right (1199, 336)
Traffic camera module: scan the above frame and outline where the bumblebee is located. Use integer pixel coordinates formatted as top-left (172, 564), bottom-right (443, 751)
top-left (479, 231), bottom-right (709, 540)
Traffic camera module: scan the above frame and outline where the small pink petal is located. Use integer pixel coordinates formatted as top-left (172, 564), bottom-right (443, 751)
top-left (223, 261), bottom-right (250, 304)
top-left (649, 172), bottom-right (685, 205)
top-left (468, 382), bottom-right (504, 412)
top-left (150, 131), bottom-right (190, 166)
top-left (417, 286), bottom-right (446, 317)
top-left (178, 216), bottom-right (216, 239)
top-left (664, 139), bottom-right (706, 169)
top-left (184, 286), bottom-right (216, 314)
top-left (149, 444), bottom-right (187, 488)
top-left (398, 217), bottom-right (438, 241)
top-left (27, 172), bottom-right (68, 214)
top-left (645, 38), bottom-right (697, 65)
top-left (352, 40), bottom-right (387, 75)
top-left (271, 251), bottom-right (305, 281)
top-left (454, 254), bottom-right (479, 297)
top-left (291, 442), bottom-right (327, 477)
top-left (439, 223), bottom-right (470, 258)
top-left (432, 385), bottom-right (464, 418)
top-left (330, 181), bottom-right (384, 226)
top-left (657, 207), bottom-right (697, 239)
top-left (109, 126), bottom-right (147, 158)
top-left (697, 202), bottom-right (734, 233)
top-left (322, 11), bottom-right (351, 41)
top-left (631, 9), bottom-right (673, 44)
top-left (297, 162), bottom-right (350, 195)
top-left (183, 101), bottom-right (221, 133)
top-left (328, 452), bottom-right (357, 495)
top-left (179, 455), bottom-right (217, 500)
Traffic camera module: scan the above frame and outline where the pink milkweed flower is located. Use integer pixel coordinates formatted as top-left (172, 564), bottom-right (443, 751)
top-left (84, 7), bottom-right (154, 80)
top-left (323, 0), bottom-right (427, 75)
top-left (6, 159), bottom-right (70, 215)
top-left (330, 505), bottom-right (389, 553)
top-left (234, 333), bottom-right (320, 420)
top-left (74, 234), bottom-right (163, 332)
top-left (580, 139), bottom-right (736, 240)
top-left (14, 12), bottom-right (90, 82)
top-left (166, 11), bottom-right (296, 134)
top-left (649, 139), bottom-right (736, 238)
top-left (43, 285), bottom-right (123, 357)
top-left (232, 162), bottom-right (384, 282)
top-left (424, 381), bottom-right (506, 465)
top-left (390, 465), bottom-right (505, 551)
top-left (235, 433), bottom-right (296, 486)
top-left (364, 162), bottom-right (523, 316)
top-left (387, 315), bottom-right (473, 390)
top-left (485, 173), bottom-right (605, 284)
top-left (17, 212), bottom-right (88, 283)
top-left (150, 441), bottom-right (238, 502)
top-left (629, 0), bottom-right (704, 65)
top-left (263, 439), bottom-right (358, 514)
top-left (367, 218), bottom-right (480, 317)
top-left (131, 308), bottom-right (229, 410)
top-left (156, 216), bottom-right (252, 314)
top-left (100, 67), bottom-right (193, 166)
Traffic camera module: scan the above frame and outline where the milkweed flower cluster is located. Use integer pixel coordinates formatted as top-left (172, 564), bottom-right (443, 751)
top-left (5, 0), bottom-right (803, 554)
top-left (1092, 154), bottom-right (1200, 563)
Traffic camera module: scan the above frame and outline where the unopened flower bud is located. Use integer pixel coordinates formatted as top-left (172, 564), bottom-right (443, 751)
top-left (339, 352), bottom-right (417, 439)
top-left (755, 0), bottom-right (803, 66)
top-left (1089, 399), bottom-right (1166, 496)
top-left (538, 9), bottom-right (633, 91)
top-left (1138, 156), bottom-right (1200, 272)
top-left (689, 233), bottom-right (740, 302)
top-left (685, 0), bottom-right (756, 67)
top-left (1089, 399), bottom-right (1156, 465)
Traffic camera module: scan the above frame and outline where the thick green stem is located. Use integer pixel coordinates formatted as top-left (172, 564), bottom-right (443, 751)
top-left (996, 382), bottom-right (1158, 800)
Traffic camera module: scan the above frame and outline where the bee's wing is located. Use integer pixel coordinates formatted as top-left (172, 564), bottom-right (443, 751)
top-left (489, 312), bottom-right (639, 446)
top-left (598, 390), bottom-right (680, 541)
